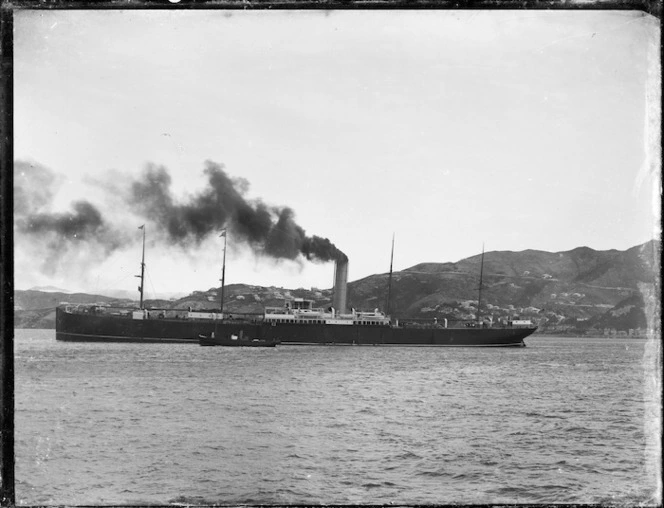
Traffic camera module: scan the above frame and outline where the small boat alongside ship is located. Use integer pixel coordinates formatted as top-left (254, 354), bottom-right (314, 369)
top-left (55, 228), bottom-right (537, 347)
top-left (199, 329), bottom-right (279, 347)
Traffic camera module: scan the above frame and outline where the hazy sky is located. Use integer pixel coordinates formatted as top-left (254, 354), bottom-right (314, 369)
top-left (13, 9), bottom-right (660, 297)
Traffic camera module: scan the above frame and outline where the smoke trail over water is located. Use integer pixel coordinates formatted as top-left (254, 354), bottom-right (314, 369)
top-left (14, 162), bottom-right (128, 260)
top-left (129, 160), bottom-right (347, 262)
top-left (14, 160), bottom-right (346, 275)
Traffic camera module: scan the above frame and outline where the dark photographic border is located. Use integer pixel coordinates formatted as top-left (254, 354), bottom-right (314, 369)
top-left (1, 1), bottom-right (660, 506)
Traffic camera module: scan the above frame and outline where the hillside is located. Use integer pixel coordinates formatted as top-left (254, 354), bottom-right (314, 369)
top-left (14, 240), bottom-right (660, 335)
top-left (348, 240), bottom-right (659, 334)
top-left (14, 291), bottom-right (131, 329)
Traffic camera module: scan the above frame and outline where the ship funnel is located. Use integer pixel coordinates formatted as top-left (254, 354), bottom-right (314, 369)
top-left (332, 258), bottom-right (348, 314)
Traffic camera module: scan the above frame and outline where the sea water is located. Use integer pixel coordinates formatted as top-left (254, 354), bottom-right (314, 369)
top-left (14, 330), bottom-right (662, 505)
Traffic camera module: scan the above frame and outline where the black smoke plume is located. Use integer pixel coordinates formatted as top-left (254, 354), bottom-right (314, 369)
top-left (14, 161), bottom-right (126, 255)
top-left (128, 160), bottom-right (346, 262)
top-left (14, 160), bottom-right (59, 217)
top-left (19, 201), bottom-right (121, 246)
top-left (14, 159), bottom-right (346, 267)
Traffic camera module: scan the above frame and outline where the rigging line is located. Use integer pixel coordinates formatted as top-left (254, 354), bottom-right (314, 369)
top-left (386, 233), bottom-right (395, 316)
top-left (144, 267), bottom-right (158, 302)
top-left (94, 272), bottom-right (133, 297)
top-left (477, 243), bottom-right (485, 325)
top-left (96, 250), bottom-right (140, 288)
top-left (91, 260), bottom-right (133, 294)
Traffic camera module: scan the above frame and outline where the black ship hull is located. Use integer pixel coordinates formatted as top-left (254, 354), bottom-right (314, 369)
top-left (267, 321), bottom-right (532, 347)
top-left (56, 308), bottom-right (535, 346)
top-left (57, 307), bottom-right (225, 344)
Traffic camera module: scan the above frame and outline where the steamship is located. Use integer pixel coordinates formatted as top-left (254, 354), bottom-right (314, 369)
top-left (56, 230), bottom-right (537, 346)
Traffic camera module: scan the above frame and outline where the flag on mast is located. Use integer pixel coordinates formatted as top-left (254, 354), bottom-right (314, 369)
top-left (138, 225), bottom-right (145, 230)
top-left (220, 229), bottom-right (226, 237)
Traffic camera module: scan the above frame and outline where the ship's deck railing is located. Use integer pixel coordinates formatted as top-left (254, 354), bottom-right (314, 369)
top-left (264, 306), bottom-right (329, 315)
top-left (264, 306), bottom-right (390, 318)
top-left (396, 318), bottom-right (535, 329)
top-left (59, 303), bottom-right (534, 329)
top-left (61, 304), bottom-right (135, 316)
top-left (59, 304), bottom-right (265, 322)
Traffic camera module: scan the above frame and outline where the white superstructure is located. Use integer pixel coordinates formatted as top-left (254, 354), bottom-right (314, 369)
top-left (264, 298), bottom-right (391, 326)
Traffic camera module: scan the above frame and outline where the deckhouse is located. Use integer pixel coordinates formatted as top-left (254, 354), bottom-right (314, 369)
top-left (264, 298), bottom-right (391, 326)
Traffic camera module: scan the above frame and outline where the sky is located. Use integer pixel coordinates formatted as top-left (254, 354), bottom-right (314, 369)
top-left (13, 9), bottom-right (661, 298)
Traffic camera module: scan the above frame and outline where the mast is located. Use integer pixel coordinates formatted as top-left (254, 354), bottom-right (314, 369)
top-left (386, 233), bottom-right (395, 317)
top-left (219, 229), bottom-right (227, 316)
top-left (136, 225), bottom-right (146, 310)
top-left (477, 243), bottom-right (485, 325)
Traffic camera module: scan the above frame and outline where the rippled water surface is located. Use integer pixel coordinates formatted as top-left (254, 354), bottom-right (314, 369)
top-left (15, 331), bottom-right (661, 505)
